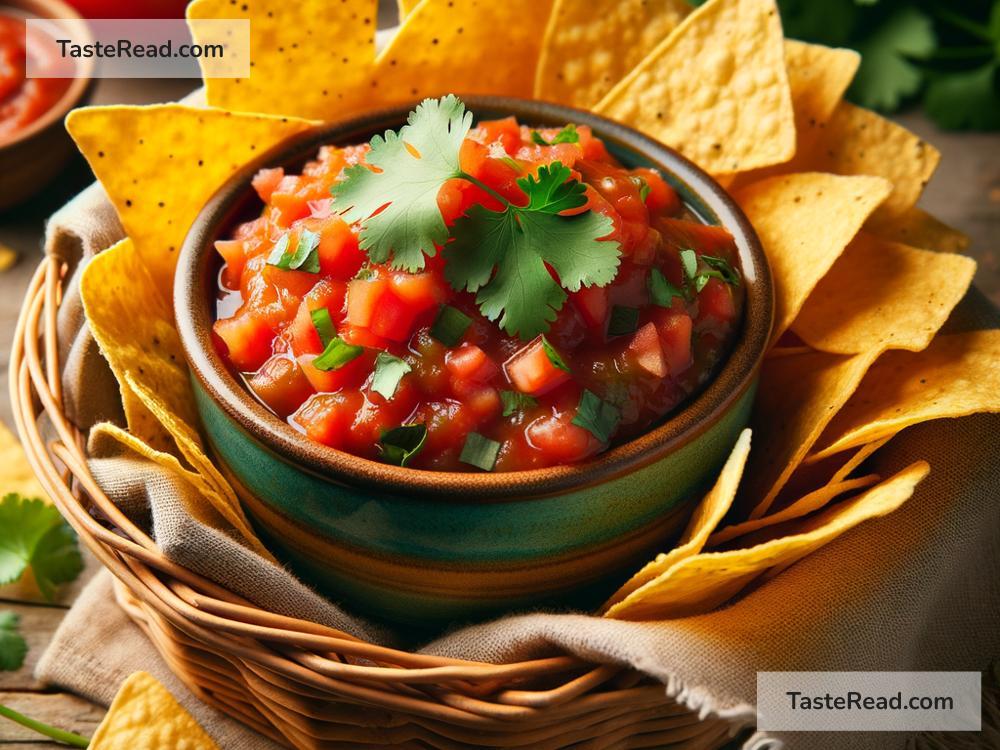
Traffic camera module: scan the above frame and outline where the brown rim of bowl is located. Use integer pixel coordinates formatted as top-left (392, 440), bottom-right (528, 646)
top-left (176, 95), bottom-right (773, 501)
top-left (0, 0), bottom-right (94, 150)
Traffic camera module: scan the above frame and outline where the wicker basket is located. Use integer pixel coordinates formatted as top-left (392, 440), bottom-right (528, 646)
top-left (10, 255), bottom-right (736, 749)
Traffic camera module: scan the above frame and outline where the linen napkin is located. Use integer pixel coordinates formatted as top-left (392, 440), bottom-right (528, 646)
top-left (33, 180), bottom-right (1000, 750)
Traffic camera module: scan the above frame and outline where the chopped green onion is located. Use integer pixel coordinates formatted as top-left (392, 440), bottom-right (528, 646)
top-left (679, 248), bottom-right (698, 281)
top-left (608, 305), bottom-right (639, 337)
top-left (310, 308), bottom-right (336, 347)
top-left (312, 336), bottom-right (364, 371)
top-left (631, 176), bottom-right (651, 202)
top-left (459, 432), bottom-right (502, 471)
top-left (701, 254), bottom-right (740, 285)
top-left (571, 389), bottom-right (620, 444)
top-left (500, 390), bottom-right (537, 417)
top-left (649, 269), bottom-right (685, 308)
top-left (530, 124), bottom-right (579, 146)
top-left (379, 424), bottom-right (426, 467)
top-left (693, 274), bottom-right (711, 293)
top-left (267, 229), bottom-right (320, 273)
top-left (430, 305), bottom-right (472, 347)
top-left (541, 336), bottom-right (570, 372)
top-left (371, 352), bottom-right (411, 400)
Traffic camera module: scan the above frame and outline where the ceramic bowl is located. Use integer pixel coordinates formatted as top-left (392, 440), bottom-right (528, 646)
top-left (0, 0), bottom-right (94, 210)
top-left (176, 96), bottom-right (773, 625)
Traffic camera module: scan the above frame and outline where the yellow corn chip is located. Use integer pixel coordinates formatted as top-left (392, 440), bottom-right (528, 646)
top-left (371, 0), bottom-right (556, 103)
top-left (869, 206), bottom-right (970, 254)
top-left (708, 473), bottom-right (879, 548)
top-left (81, 239), bottom-right (196, 455)
top-left (811, 331), bottom-right (1000, 461)
top-left (742, 348), bottom-right (881, 520)
top-left (89, 671), bottom-right (220, 750)
top-left (66, 105), bottom-right (316, 292)
top-left (398, 0), bottom-right (421, 19)
top-left (0, 421), bottom-right (47, 501)
top-left (801, 436), bottom-right (891, 473)
top-left (606, 462), bottom-right (928, 620)
top-left (186, 0), bottom-right (376, 120)
top-left (786, 101), bottom-right (940, 225)
top-left (602, 429), bottom-right (751, 615)
top-left (734, 172), bottom-right (892, 341)
top-left (595, 0), bottom-right (794, 175)
top-left (729, 41), bottom-right (859, 188)
top-left (534, 0), bottom-right (690, 109)
top-left (791, 233), bottom-right (976, 354)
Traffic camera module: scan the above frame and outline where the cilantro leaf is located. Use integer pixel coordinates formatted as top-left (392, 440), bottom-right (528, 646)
top-left (267, 230), bottom-right (320, 273)
top-left (379, 424), bottom-right (426, 467)
top-left (0, 495), bottom-right (83, 601)
top-left (499, 390), bottom-right (536, 417)
top-left (0, 611), bottom-right (27, 671)
top-left (925, 62), bottom-right (1000, 130)
top-left (850, 6), bottom-right (935, 111)
top-left (332, 95), bottom-right (472, 271)
top-left (445, 163), bottom-right (619, 339)
top-left (571, 390), bottom-right (620, 444)
top-left (530, 124), bottom-right (580, 146)
top-left (313, 337), bottom-right (364, 371)
top-left (650, 268), bottom-right (684, 307)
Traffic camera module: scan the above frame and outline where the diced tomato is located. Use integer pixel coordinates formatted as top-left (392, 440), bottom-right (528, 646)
top-left (628, 322), bottom-right (667, 378)
top-left (261, 262), bottom-right (319, 299)
top-left (252, 167), bottom-right (284, 203)
top-left (247, 355), bottom-right (315, 417)
top-left (307, 198), bottom-right (333, 219)
top-left (652, 309), bottom-right (693, 375)
top-left (288, 302), bottom-right (323, 357)
top-left (270, 176), bottom-right (311, 226)
top-left (288, 280), bottom-right (347, 357)
top-left (293, 391), bottom-right (365, 448)
top-left (451, 380), bottom-right (502, 420)
top-left (315, 219), bottom-right (365, 279)
top-left (340, 325), bottom-right (390, 349)
top-left (632, 167), bottom-right (680, 215)
top-left (213, 311), bottom-right (275, 372)
top-left (504, 337), bottom-right (571, 396)
top-left (305, 278), bottom-right (348, 321)
top-left (297, 350), bottom-right (372, 393)
top-left (438, 178), bottom-right (467, 225)
top-left (369, 291), bottom-right (418, 342)
top-left (215, 239), bottom-right (246, 288)
top-left (446, 344), bottom-right (498, 382)
top-left (527, 412), bottom-right (603, 462)
top-left (389, 272), bottom-right (446, 313)
top-left (659, 218), bottom-right (736, 255)
top-left (346, 278), bottom-right (387, 328)
top-left (572, 285), bottom-right (609, 330)
top-left (697, 277), bottom-right (737, 325)
top-left (479, 116), bottom-right (521, 154)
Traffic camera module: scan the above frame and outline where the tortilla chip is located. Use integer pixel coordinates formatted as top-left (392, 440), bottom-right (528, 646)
top-left (0, 421), bottom-right (47, 501)
top-left (734, 173), bottom-right (892, 341)
top-left (90, 672), bottom-right (220, 750)
top-left (786, 101), bottom-right (940, 225)
top-left (791, 232), bottom-right (976, 354)
top-left (534, 0), bottom-right (690, 109)
top-left (66, 105), bottom-right (316, 291)
top-left (870, 206), bottom-right (970, 254)
top-left (729, 41), bottom-right (859, 189)
top-left (708, 473), bottom-right (879, 548)
top-left (397, 0), bottom-right (420, 19)
top-left (595, 0), bottom-right (795, 175)
top-left (742, 348), bottom-right (881, 520)
top-left (186, 0), bottom-right (376, 120)
top-left (80, 240), bottom-right (196, 455)
top-left (811, 331), bottom-right (1000, 461)
top-left (605, 462), bottom-right (928, 620)
top-left (371, 0), bottom-right (556, 103)
top-left (91, 423), bottom-right (270, 558)
top-left (602, 429), bottom-right (751, 615)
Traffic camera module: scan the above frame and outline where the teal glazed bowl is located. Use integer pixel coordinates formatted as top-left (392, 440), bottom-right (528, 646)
top-left (175, 96), bottom-right (773, 625)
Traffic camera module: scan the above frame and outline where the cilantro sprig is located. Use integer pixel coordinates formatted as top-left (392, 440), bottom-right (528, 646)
top-left (0, 494), bottom-right (83, 601)
top-left (331, 96), bottom-right (622, 340)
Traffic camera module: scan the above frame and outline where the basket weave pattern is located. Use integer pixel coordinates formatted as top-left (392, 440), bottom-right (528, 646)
top-left (10, 256), bottom-right (733, 749)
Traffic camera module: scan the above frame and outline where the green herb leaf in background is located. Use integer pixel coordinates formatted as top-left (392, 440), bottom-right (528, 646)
top-left (850, 6), bottom-right (936, 111)
top-left (0, 611), bottom-right (27, 672)
top-left (0, 495), bottom-right (83, 601)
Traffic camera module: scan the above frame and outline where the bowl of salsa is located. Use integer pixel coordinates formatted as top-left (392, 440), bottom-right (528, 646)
top-left (0, 0), bottom-right (93, 209)
top-left (176, 96), bottom-right (773, 624)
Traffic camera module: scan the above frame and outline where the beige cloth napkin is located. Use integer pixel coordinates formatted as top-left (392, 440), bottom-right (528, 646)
top-left (33, 182), bottom-right (1000, 749)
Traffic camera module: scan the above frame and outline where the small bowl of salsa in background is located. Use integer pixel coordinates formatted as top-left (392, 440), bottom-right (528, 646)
top-left (0, 0), bottom-right (93, 209)
top-left (176, 97), bottom-right (774, 625)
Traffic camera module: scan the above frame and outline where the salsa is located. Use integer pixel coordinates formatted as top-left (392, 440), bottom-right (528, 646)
top-left (213, 110), bottom-right (743, 472)
top-left (0, 15), bottom-right (72, 143)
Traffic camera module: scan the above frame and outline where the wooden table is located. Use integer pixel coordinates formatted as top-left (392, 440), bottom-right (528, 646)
top-left (1, 91), bottom-right (998, 746)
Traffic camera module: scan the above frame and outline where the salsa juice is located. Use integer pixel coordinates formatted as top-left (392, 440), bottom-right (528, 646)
top-left (213, 117), bottom-right (743, 472)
